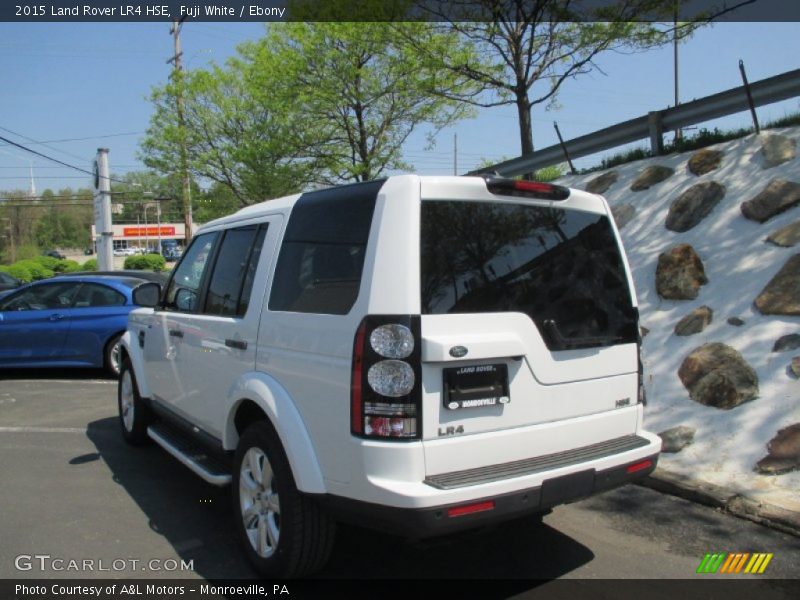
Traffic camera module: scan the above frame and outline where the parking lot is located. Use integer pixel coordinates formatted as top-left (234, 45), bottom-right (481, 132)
top-left (1, 371), bottom-right (799, 587)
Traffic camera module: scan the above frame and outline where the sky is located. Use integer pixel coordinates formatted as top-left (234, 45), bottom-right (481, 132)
top-left (0, 19), bottom-right (798, 196)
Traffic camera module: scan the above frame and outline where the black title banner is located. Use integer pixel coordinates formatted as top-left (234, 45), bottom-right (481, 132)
top-left (3, 0), bottom-right (800, 22)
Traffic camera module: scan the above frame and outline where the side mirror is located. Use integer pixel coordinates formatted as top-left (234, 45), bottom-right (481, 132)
top-left (132, 282), bottom-right (161, 308)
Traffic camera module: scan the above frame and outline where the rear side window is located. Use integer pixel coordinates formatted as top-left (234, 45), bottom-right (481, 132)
top-left (73, 283), bottom-right (126, 307)
top-left (420, 200), bottom-right (638, 350)
top-left (269, 179), bottom-right (384, 315)
top-left (203, 224), bottom-right (268, 317)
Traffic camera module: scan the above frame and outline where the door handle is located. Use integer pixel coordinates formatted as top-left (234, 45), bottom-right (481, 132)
top-left (169, 329), bottom-right (184, 338)
top-left (225, 339), bottom-right (247, 350)
top-left (49, 313), bottom-right (64, 321)
top-left (138, 330), bottom-right (146, 348)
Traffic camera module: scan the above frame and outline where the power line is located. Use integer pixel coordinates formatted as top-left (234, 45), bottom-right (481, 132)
top-left (0, 126), bottom-right (88, 163)
top-left (27, 131), bottom-right (144, 144)
top-left (0, 176), bottom-right (92, 180)
top-left (0, 164), bottom-right (145, 169)
top-left (0, 134), bottom-right (127, 184)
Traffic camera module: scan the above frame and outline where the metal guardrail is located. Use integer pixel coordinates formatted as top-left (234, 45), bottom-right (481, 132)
top-left (470, 68), bottom-right (800, 178)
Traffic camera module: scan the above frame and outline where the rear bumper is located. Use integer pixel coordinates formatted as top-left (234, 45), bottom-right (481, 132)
top-left (314, 453), bottom-right (658, 538)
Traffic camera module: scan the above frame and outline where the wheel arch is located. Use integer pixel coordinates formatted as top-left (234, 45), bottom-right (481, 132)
top-left (224, 373), bottom-right (326, 494)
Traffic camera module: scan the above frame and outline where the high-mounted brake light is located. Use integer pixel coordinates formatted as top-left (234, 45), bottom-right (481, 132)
top-left (484, 177), bottom-right (570, 201)
top-left (351, 315), bottom-right (422, 440)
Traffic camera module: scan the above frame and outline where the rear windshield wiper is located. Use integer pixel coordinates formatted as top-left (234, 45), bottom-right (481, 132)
top-left (541, 319), bottom-right (627, 350)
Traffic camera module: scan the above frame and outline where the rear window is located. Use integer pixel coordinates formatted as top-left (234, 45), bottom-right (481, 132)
top-left (420, 200), bottom-right (638, 350)
top-left (268, 179), bottom-right (385, 315)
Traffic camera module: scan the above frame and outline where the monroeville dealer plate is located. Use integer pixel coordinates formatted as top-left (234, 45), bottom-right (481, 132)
top-left (442, 363), bottom-right (510, 410)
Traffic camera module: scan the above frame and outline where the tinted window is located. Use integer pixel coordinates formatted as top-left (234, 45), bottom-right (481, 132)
top-left (269, 180), bottom-right (384, 315)
top-left (164, 232), bottom-right (218, 312)
top-left (420, 201), bottom-right (637, 350)
top-left (0, 282), bottom-right (80, 311)
top-left (203, 224), bottom-right (267, 317)
top-left (73, 283), bottom-right (126, 307)
top-left (238, 225), bottom-right (268, 317)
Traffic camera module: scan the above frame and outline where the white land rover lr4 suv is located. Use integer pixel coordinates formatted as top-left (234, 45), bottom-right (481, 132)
top-left (119, 174), bottom-right (661, 577)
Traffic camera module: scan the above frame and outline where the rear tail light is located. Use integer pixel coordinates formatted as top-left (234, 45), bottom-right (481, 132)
top-left (351, 315), bottom-right (422, 440)
top-left (484, 177), bottom-right (570, 201)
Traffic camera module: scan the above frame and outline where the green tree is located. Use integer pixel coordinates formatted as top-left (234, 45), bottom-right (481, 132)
top-left (193, 182), bottom-right (241, 223)
top-left (246, 21), bottom-right (477, 183)
top-left (141, 59), bottom-right (319, 207)
top-left (407, 0), bottom-right (711, 161)
top-left (141, 19), bottom-right (480, 200)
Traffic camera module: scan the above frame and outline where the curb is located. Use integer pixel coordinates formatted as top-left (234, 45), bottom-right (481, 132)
top-left (637, 468), bottom-right (800, 538)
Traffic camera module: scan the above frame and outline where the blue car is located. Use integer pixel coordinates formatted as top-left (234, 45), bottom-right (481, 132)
top-left (0, 275), bottom-right (154, 377)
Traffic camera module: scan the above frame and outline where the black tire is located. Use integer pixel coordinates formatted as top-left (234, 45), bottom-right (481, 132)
top-left (232, 420), bottom-right (336, 578)
top-left (105, 333), bottom-right (124, 377)
top-left (117, 358), bottom-right (153, 446)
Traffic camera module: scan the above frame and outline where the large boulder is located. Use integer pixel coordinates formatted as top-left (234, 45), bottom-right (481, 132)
top-left (658, 425), bottom-right (696, 453)
top-left (760, 133), bottom-right (796, 169)
top-left (740, 179), bottom-right (800, 223)
top-left (687, 148), bottom-right (723, 176)
top-left (766, 219), bottom-right (800, 247)
top-left (754, 254), bottom-right (800, 316)
top-left (755, 423), bottom-right (800, 475)
top-left (585, 171), bottom-right (619, 195)
top-left (630, 165), bottom-right (674, 191)
top-left (656, 244), bottom-right (708, 300)
top-left (611, 204), bottom-right (636, 230)
top-left (674, 305), bottom-right (713, 336)
top-left (772, 334), bottom-right (800, 352)
top-left (665, 181), bottom-right (726, 232)
top-left (678, 343), bottom-right (759, 410)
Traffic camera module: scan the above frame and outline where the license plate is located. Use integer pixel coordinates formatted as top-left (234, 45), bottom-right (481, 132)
top-left (442, 363), bottom-right (510, 410)
top-left (541, 470), bottom-right (595, 507)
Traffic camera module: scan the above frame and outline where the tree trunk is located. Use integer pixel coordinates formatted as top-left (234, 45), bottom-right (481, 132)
top-left (516, 96), bottom-right (534, 157)
top-left (516, 95), bottom-right (535, 180)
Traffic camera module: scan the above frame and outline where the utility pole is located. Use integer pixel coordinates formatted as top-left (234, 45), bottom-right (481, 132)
top-left (169, 16), bottom-right (193, 246)
top-left (28, 162), bottom-right (36, 198)
top-left (93, 148), bottom-right (114, 271)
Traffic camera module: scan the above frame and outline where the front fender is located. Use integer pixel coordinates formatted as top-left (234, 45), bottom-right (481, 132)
top-left (224, 372), bottom-right (326, 494)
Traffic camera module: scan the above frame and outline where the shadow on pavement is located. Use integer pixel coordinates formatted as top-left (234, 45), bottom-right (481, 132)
top-left (83, 416), bottom-right (595, 583)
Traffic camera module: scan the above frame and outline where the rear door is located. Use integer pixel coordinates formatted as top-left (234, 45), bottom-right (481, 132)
top-left (175, 219), bottom-right (280, 437)
top-left (62, 282), bottom-right (130, 366)
top-left (417, 182), bottom-right (640, 448)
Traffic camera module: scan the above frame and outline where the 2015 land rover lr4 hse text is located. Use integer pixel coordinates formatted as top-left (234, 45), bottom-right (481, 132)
top-left (118, 175), bottom-right (661, 577)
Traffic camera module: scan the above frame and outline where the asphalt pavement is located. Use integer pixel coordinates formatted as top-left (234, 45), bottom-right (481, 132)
top-left (0, 371), bottom-right (797, 594)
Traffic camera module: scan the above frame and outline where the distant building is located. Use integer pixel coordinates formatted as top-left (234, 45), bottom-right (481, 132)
top-left (90, 222), bottom-right (195, 251)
